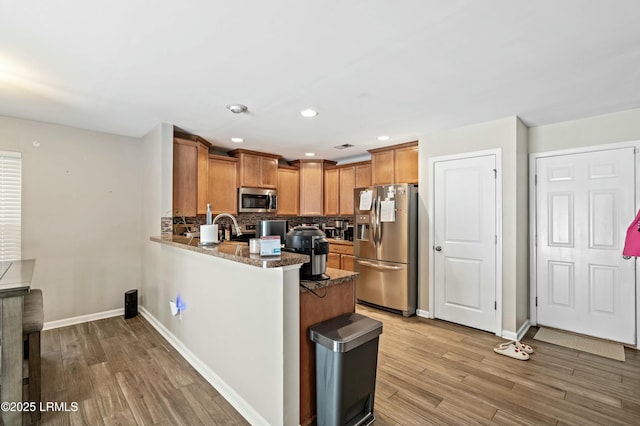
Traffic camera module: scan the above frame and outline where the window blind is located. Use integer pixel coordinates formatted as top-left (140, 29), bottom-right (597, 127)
top-left (0, 151), bottom-right (21, 261)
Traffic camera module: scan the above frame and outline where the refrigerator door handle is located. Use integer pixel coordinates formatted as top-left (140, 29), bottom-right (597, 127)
top-left (370, 195), bottom-right (375, 245)
top-left (356, 259), bottom-right (405, 271)
top-left (373, 194), bottom-right (381, 246)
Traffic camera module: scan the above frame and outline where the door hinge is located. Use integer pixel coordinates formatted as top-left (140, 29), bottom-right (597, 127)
top-left (494, 301), bottom-right (497, 310)
top-left (535, 174), bottom-right (537, 185)
top-left (495, 234), bottom-right (497, 244)
top-left (493, 168), bottom-right (497, 179)
top-left (535, 296), bottom-right (538, 307)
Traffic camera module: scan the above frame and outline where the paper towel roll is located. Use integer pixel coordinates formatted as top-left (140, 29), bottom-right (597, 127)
top-left (200, 224), bottom-right (218, 243)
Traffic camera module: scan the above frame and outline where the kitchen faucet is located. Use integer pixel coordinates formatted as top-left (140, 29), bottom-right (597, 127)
top-left (212, 213), bottom-right (243, 237)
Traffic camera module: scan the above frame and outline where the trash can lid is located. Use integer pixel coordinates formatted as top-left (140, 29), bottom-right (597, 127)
top-left (309, 312), bottom-right (383, 352)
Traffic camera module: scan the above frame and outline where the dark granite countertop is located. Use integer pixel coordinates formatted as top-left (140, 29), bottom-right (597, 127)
top-left (299, 267), bottom-right (359, 293)
top-left (151, 236), bottom-right (309, 268)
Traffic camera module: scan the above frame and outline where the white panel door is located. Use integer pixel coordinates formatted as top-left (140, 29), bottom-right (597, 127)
top-left (434, 155), bottom-right (496, 332)
top-left (536, 148), bottom-right (636, 344)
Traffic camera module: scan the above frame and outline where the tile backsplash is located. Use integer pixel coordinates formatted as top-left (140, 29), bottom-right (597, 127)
top-left (173, 213), bottom-right (353, 234)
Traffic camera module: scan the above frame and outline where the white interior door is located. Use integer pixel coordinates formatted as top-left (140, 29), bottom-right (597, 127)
top-left (536, 148), bottom-right (636, 344)
top-left (434, 154), bottom-right (497, 332)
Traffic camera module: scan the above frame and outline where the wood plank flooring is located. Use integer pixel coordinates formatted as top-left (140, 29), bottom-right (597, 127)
top-left (35, 308), bottom-right (639, 425)
top-left (36, 315), bottom-right (248, 425)
top-left (358, 305), bottom-right (640, 426)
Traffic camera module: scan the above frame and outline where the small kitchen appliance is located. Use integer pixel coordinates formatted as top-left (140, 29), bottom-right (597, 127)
top-left (238, 187), bottom-right (277, 213)
top-left (256, 220), bottom-right (288, 245)
top-left (285, 226), bottom-right (330, 280)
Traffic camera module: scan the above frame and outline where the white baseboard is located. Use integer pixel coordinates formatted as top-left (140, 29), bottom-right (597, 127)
top-left (416, 309), bottom-right (430, 318)
top-left (43, 308), bottom-right (123, 330)
top-left (501, 320), bottom-right (531, 342)
top-left (138, 306), bottom-right (266, 426)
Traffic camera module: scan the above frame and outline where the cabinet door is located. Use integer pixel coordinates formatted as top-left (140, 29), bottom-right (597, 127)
top-left (327, 253), bottom-right (341, 270)
top-left (355, 162), bottom-right (371, 188)
top-left (277, 168), bottom-right (299, 215)
top-left (394, 144), bottom-right (419, 184)
top-left (196, 143), bottom-right (209, 215)
top-left (208, 157), bottom-right (238, 214)
top-left (341, 254), bottom-right (355, 272)
top-left (339, 166), bottom-right (355, 216)
top-left (173, 140), bottom-right (198, 217)
top-left (371, 150), bottom-right (394, 185)
top-left (239, 153), bottom-right (262, 188)
top-left (261, 157), bottom-right (279, 188)
top-left (324, 168), bottom-right (339, 216)
top-left (299, 162), bottom-right (324, 216)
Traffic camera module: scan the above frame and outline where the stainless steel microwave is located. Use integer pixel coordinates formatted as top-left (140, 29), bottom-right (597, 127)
top-left (238, 188), bottom-right (277, 213)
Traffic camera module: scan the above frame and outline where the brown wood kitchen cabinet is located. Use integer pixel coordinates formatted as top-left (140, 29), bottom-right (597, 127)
top-left (369, 140), bottom-right (418, 185)
top-left (291, 159), bottom-right (336, 216)
top-left (354, 161), bottom-right (372, 188)
top-left (228, 149), bottom-right (280, 189)
top-left (328, 242), bottom-right (355, 271)
top-left (324, 163), bottom-right (359, 216)
top-left (208, 155), bottom-right (238, 214)
top-left (338, 165), bottom-right (355, 215)
top-left (173, 136), bottom-right (211, 217)
top-left (323, 167), bottom-right (339, 216)
top-left (277, 166), bottom-right (299, 215)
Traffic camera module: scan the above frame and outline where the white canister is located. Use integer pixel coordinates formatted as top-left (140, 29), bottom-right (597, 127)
top-left (249, 238), bottom-right (261, 254)
top-left (200, 224), bottom-right (219, 244)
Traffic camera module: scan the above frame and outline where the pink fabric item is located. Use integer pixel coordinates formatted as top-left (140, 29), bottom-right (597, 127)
top-left (623, 209), bottom-right (640, 257)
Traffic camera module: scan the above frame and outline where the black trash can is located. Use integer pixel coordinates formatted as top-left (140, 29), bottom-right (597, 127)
top-left (124, 289), bottom-right (138, 319)
top-left (310, 312), bottom-right (383, 426)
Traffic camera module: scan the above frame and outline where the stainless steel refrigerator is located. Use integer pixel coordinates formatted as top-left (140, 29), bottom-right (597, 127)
top-left (354, 184), bottom-right (418, 316)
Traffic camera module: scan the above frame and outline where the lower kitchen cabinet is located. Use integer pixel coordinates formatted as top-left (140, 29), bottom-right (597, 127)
top-left (328, 241), bottom-right (355, 271)
top-left (299, 272), bottom-right (356, 426)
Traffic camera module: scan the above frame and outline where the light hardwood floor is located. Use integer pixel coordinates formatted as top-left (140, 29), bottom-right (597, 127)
top-left (359, 305), bottom-right (640, 426)
top-left (36, 308), bottom-right (639, 425)
top-left (37, 315), bottom-right (248, 425)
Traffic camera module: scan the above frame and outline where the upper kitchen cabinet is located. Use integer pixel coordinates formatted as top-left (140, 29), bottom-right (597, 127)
top-left (338, 165), bottom-right (355, 215)
top-left (228, 149), bottom-right (280, 189)
top-left (324, 162), bottom-right (362, 216)
top-left (277, 165), bottom-right (299, 215)
top-left (354, 161), bottom-right (372, 188)
top-left (173, 135), bottom-right (211, 217)
top-left (369, 141), bottom-right (418, 185)
top-left (324, 167), bottom-right (339, 216)
top-left (290, 159), bottom-right (337, 216)
top-left (208, 155), bottom-right (238, 214)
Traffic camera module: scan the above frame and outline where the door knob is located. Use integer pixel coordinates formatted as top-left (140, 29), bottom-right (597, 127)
top-left (434, 246), bottom-right (442, 251)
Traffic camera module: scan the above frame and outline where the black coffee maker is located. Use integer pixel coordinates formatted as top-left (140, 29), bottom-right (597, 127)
top-left (284, 226), bottom-right (330, 280)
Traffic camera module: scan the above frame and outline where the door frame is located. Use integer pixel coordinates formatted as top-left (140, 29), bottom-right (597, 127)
top-left (529, 141), bottom-right (640, 348)
top-left (428, 148), bottom-right (503, 336)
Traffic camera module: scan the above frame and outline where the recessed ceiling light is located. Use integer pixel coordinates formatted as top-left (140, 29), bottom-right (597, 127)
top-left (377, 135), bottom-right (390, 141)
top-left (300, 109), bottom-right (318, 118)
top-left (305, 152), bottom-right (315, 157)
top-left (226, 104), bottom-right (248, 114)
top-left (231, 137), bottom-right (244, 143)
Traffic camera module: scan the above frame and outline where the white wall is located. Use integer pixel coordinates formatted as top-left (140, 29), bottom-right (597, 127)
top-left (419, 116), bottom-right (529, 336)
top-left (0, 116), bottom-right (142, 321)
top-left (140, 123), bottom-right (300, 424)
top-left (529, 108), bottom-right (640, 153)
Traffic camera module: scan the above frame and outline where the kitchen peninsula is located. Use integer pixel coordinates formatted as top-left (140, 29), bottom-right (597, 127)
top-left (148, 236), bottom-right (358, 426)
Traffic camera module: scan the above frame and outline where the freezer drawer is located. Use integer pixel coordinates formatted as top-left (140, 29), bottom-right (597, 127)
top-left (355, 259), bottom-right (416, 316)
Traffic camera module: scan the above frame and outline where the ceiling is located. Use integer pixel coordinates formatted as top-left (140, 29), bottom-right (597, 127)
top-left (1, 1), bottom-right (640, 162)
